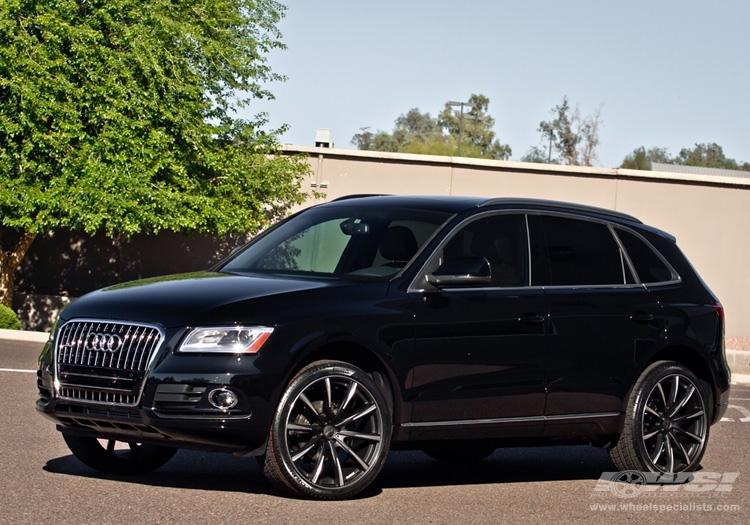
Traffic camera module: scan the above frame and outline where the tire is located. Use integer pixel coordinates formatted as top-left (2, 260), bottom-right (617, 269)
top-left (62, 432), bottom-right (177, 475)
top-left (609, 361), bottom-right (710, 474)
top-left (260, 360), bottom-right (392, 500)
top-left (422, 446), bottom-right (495, 463)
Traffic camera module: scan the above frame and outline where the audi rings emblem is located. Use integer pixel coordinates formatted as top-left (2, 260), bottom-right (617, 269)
top-left (85, 333), bottom-right (123, 353)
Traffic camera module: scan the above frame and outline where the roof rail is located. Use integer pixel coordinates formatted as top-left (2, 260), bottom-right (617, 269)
top-left (478, 198), bottom-right (642, 223)
top-left (331, 194), bottom-right (392, 202)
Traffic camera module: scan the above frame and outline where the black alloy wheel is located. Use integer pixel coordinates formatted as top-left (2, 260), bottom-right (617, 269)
top-left (609, 361), bottom-right (709, 474)
top-left (260, 361), bottom-right (392, 500)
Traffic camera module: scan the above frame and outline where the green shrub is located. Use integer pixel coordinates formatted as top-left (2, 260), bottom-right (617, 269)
top-left (0, 304), bottom-right (22, 330)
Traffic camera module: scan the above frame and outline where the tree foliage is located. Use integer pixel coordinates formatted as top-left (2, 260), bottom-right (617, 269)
top-left (675, 143), bottom-right (750, 170)
top-left (0, 303), bottom-right (21, 330)
top-left (620, 143), bottom-right (750, 171)
top-left (351, 94), bottom-right (511, 160)
top-left (0, 0), bottom-right (310, 307)
top-left (620, 147), bottom-right (671, 170)
top-left (533, 96), bottom-right (602, 166)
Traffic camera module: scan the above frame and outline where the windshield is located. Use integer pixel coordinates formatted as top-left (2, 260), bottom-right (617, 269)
top-left (220, 205), bottom-right (452, 279)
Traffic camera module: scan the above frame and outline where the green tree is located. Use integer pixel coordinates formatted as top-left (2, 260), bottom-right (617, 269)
top-left (351, 95), bottom-right (511, 160)
top-left (620, 143), bottom-right (750, 171)
top-left (620, 147), bottom-right (671, 170)
top-left (0, 0), bottom-right (309, 307)
top-left (351, 127), bottom-right (375, 151)
top-left (520, 146), bottom-right (558, 164)
top-left (535, 96), bottom-right (602, 166)
top-left (675, 143), bottom-right (747, 170)
top-left (437, 95), bottom-right (511, 160)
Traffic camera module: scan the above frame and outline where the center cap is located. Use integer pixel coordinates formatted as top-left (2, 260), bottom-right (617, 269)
top-left (323, 424), bottom-right (336, 439)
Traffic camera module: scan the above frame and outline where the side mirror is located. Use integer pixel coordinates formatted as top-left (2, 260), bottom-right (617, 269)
top-left (427, 256), bottom-right (492, 288)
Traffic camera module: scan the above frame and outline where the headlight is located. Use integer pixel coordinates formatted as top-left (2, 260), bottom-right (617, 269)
top-left (179, 326), bottom-right (273, 354)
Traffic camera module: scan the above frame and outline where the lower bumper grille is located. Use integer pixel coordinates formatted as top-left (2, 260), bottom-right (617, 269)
top-left (59, 387), bottom-right (136, 406)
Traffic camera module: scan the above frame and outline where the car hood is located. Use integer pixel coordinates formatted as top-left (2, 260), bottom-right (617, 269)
top-left (59, 271), bottom-right (358, 328)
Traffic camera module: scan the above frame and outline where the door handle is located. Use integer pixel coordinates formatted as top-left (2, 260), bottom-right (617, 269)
top-left (520, 314), bottom-right (546, 324)
top-left (630, 312), bottom-right (655, 323)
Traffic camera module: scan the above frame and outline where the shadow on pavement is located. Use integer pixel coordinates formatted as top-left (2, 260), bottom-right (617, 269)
top-left (43, 444), bottom-right (614, 497)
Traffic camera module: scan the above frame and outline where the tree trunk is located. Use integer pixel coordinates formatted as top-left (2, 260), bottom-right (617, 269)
top-left (0, 231), bottom-right (37, 308)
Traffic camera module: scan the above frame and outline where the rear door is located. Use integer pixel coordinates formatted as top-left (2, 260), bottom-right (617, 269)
top-left (533, 214), bottom-right (664, 434)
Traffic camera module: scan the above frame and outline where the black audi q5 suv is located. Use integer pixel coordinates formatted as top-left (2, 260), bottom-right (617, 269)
top-left (37, 195), bottom-right (730, 499)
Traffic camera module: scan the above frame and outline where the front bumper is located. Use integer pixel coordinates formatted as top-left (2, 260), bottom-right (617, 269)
top-left (36, 350), bottom-right (281, 455)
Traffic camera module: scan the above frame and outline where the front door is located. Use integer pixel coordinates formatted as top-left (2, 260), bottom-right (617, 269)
top-left (405, 212), bottom-right (548, 439)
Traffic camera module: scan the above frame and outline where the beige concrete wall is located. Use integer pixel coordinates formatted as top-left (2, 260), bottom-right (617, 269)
top-left (286, 146), bottom-right (750, 338)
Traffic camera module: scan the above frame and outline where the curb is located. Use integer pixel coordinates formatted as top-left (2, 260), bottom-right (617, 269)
top-left (1, 329), bottom-right (749, 384)
top-left (0, 328), bottom-right (49, 343)
top-left (725, 349), bottom-right (750, 378)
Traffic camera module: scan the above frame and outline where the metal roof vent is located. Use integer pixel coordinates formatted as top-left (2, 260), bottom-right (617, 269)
top-left (315, 128), bottom-right (332, 148)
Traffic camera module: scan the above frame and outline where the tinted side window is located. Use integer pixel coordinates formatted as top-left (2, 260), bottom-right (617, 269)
top-left (616, 228), bottom-right (675, 283)
top-left (541, 216), bottom-right (624, 286)
top-left (443, 214), bottom-right (529, 287)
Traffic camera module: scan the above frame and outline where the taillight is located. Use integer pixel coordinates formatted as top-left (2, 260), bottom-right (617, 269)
top-left (713, 301), bottom-right (725, 335)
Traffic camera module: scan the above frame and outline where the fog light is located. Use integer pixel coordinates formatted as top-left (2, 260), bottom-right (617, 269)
top-left (209, 388), bottom-right (239, 410)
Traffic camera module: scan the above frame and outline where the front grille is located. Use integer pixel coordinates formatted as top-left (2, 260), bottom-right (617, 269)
top-left (55, 320), bottom-right (164, 407)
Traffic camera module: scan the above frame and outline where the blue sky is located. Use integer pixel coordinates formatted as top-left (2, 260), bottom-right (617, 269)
top-left (244, 0), bottom-right (750, 168)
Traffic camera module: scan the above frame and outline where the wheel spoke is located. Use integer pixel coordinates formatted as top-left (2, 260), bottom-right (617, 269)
top-left (337, 429), bottom-right (381, 442)
top-left (668, 375), bottom-right (680, 410)
top-left (650, 435), bottom-right (665, 464)
top-left (669, 384), bottom-right (695, 418)
top-left (668, 431), bottom-right (691, 464)
top-left (645, 405), bottom-right (661, 418)
top-left (107, 440), bottom-right (116, 453)
top-left (674, 408), bottom-right (704, 422)
top-left (654, 382), bottom-right (667, 410)
top-left (643, 429), bottom-right (660, 440)
top-left (327, 441), bottom-right (345, 487)
top-left (664, 435), bottom-right (675, 472)
top-left (337, 381), bottom-right (358, 418)
top-left (287, 422), bottom-right (315, 433)
top-left (310, 444), bottom-right (326, 484)
top-left (291, 436), bottom-right (323, 462)
top-left (335, 436), bottom-right (371, 471)
top-left (337, 403), bottom-right (377, 428)
top-left (672, 426), bottom-right (704, 444)
top-left (324, 377), bottom-right (333, 415)
top-left (298, 392), bottom-right (325, 423)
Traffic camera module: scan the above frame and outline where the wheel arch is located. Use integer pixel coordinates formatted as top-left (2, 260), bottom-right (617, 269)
top-left (287, 341), bottom-right (401, 423)
top-left (626, 345), bottom-right (717, 419)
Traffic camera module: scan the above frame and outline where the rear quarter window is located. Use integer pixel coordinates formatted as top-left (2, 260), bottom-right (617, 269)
top-left (615, 228), bottom-right (676, 283)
